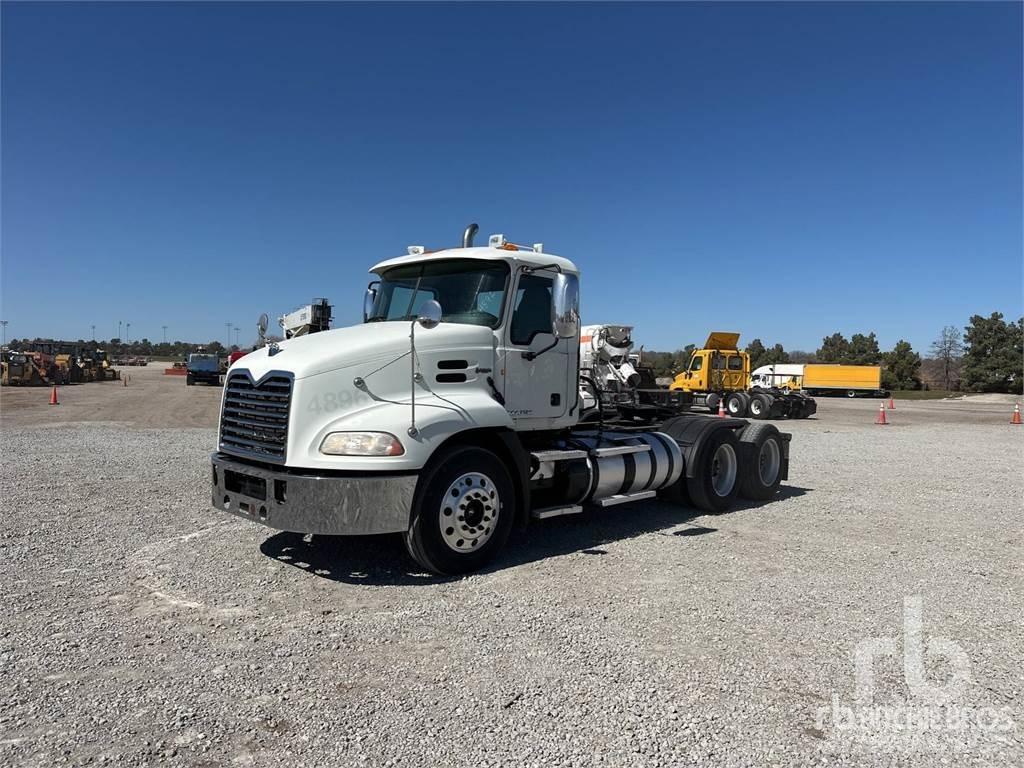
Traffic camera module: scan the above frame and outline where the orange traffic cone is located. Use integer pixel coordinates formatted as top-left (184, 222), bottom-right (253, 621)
top-left (888, 397), bottom-right (895, 410)
top-left (717, 399), bottom-right (726, 418)
top-left (1012, 403), bottom-right (1022, 425)
top-left (875, 401), bottom-right (888, 425)
top-left (49, 385), bottom-right (59, 405)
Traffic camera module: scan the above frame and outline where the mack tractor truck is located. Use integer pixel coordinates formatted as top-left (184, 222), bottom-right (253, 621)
top-left (211, 225), bottom-right (794, 575)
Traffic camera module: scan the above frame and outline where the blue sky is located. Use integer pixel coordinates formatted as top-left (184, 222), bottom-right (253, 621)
top-left (2, 2), bottom-right (1021, 352)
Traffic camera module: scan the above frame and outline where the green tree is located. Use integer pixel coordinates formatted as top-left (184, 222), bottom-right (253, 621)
top-left (746, 338), bottom-right (767, 369)
top-left (816, 333), bottom-right (850, 362)
top-left (962, 313), bottom-right (1024, 393)
top-left (882, 340), bottom-right (921, 391)
top-left (847, 332), bottom-right (882, 365)
top-left (763, 343), bottom-right (790, 366)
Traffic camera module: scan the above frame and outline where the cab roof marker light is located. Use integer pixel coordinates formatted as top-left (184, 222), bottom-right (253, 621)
top-left (488, 234), bottom-right (506, 248)
top-left (532, 243), bottom-right (544, 253)
top-left (407, 245), bottom-right (425, 255)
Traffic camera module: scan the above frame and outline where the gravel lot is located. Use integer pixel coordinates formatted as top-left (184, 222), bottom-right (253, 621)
top-left (1, 369), bottom-right (1021, 767)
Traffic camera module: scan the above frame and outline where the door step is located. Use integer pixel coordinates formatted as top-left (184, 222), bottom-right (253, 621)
top-left (531, 504), bottom-right (584, 520)
top-left (592, 490), bottom-right (657, 508)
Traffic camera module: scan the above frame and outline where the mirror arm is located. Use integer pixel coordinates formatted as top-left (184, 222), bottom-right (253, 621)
top-left (522, 338), bottom-right (558, 362)
top-left (521, 263), bottom-right (563, 275)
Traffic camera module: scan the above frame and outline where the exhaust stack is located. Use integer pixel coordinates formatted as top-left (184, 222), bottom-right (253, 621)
top-left (462, 223), bottom-right (479, 248)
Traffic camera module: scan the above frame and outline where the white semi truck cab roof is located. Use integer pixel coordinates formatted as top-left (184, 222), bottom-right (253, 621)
top-left (370, 238), bottom-right (579, 276)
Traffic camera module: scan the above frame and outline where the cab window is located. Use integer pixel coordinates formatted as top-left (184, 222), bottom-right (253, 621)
top-left (728, 356), bottom-right (743, 370)
top-left (510, 275), bottom-right (553, 345)
top-left (689, 356), bottom-right (703, 372)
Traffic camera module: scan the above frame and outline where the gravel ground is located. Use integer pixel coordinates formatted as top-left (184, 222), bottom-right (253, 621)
top-left (1, 385), bottom-right (1021, 767)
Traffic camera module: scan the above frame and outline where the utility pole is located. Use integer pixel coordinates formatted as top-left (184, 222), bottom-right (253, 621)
top-left (1, 320), bottom-right (7, 348)
top-left (91, 324), bottom-right (96, 342)
top-left (118, 320), bottom-right (122, 342)
top-left (226, 322), bottom-right (232, 348)
top-left (234, 327), bottom-right (240, 348)
top-left (162, 325), bottom-right (168, 345)
top-left (126, 322), bottom-right (131, 344)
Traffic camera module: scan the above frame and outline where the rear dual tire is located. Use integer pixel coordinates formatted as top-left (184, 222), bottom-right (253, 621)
top-left (737, 423), bottom-right (784, 500)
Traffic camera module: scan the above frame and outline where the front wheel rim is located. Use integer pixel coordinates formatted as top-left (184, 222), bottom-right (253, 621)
top-left (439, 472), bottom-right (499, 552)
top-left (758, 439), bottom-right (781, 485)
top-left (710, 443), bottom-right (738, 497)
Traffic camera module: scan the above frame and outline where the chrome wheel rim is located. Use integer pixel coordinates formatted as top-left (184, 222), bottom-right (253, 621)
top-left (758, 439), bottom-right (781, 486)
top-left (710, 444), bottom-right (738, 497)
top-left (439, 472), bottom-right (498, 552)
top-left (750, 399), bottom-right (762, 416)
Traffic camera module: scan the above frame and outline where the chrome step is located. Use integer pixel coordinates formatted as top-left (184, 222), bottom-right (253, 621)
top-left (590, 444), bottom-right (651, 457)
top-left (531, 449), bottom-right (588, 462)
top-left (531, 504), bottom-right (584, 520)
top-left (593, 490), bottom-right (657, 508)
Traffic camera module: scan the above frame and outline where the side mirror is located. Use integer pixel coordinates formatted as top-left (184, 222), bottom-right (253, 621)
top-left (257, 313), bottom-right (269, 340)
top-left (417, 299), bottom-right (443, 330)
top-left (363, 282), bottom-right (379, 322)
top-left (551, 273), bottom-right (580, 339)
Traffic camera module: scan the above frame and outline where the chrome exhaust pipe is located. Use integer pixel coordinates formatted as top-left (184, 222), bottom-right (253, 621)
top-left (462, 223), bottom-right (479, 248)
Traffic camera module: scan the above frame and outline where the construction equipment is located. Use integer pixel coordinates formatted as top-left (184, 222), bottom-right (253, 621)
top-left (54, 354), bottom-right (84, 384)
top-left (750, 363), bottom-right (885, 398)
top-left (1, 352), bottom-right (45, 386)
top-left (211, 225), bottom-right (797, 576)
top-left (670, 332), bottom-right (816, 419)
top-left (279, 298), bottom-right (332, 339)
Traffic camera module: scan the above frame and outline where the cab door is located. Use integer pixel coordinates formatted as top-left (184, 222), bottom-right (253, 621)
top-left (501, 269), bottom-right (571, 425)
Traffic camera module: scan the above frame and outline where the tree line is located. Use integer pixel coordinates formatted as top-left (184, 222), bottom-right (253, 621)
top-left (639, 312), bottom-right (1023, 393)
top-left (5, 338), bottom-right (244, 358)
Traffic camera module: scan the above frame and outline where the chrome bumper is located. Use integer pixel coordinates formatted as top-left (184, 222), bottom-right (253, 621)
top-left (210, 453), bottom-right (417, 535)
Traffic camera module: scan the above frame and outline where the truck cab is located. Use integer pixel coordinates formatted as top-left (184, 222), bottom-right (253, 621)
top-left (671, 332), bottom-right (750, 395)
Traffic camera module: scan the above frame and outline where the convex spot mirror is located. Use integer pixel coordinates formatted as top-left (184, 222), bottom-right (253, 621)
top-left (417, 299), bottom-right (443, 329)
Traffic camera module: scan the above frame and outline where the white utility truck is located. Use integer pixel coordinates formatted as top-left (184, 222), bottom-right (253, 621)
top-left (211, 225), bottom-right (793, 574)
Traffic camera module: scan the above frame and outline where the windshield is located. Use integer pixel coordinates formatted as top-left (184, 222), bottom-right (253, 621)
top-left (367, 259), bottom-right (509, 328)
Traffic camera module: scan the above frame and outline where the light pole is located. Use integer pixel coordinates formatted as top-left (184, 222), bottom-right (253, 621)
top-left (234, 327), bottom-right (240, 348)
top-left (91, 324), bottom-right (96, 342)
top-left (126, 322), bottom-right (131, 344)
top-left (162, 325), bottom-right (168, 345)
top-left (1, 320), bottom-right (7, 348)
top-left (226, 322), bottom-right (232, 348)
top-left (118, 320), bottom-right (122, 342)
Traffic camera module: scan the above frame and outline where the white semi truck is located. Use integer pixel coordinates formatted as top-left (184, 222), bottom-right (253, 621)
top-left (211, 225), bottom-right (793, 574)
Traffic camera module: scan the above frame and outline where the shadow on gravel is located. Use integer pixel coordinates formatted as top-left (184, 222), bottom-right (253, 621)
top-left (258, 486), bottom-right (812, 586)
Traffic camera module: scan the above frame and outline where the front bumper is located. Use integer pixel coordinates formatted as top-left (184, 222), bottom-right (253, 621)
top-left (210, 452), bottom-right (418, 535)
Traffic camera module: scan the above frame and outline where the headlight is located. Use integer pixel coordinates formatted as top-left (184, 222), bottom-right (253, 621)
top-left (319, 431), bottom-right (405, 456)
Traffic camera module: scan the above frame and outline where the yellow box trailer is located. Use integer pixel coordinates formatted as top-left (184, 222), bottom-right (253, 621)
top-left (801, 364), bottom-right (882, 397)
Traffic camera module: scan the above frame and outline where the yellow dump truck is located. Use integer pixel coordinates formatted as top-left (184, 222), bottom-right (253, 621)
top-left (750, 364), bottom-right (884, 398)
top-left (670, 332), bottom-right (816, 419)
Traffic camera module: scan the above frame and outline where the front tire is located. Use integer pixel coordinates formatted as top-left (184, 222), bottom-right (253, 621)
top-left (404, 445), bottom-right (515, 575)
top-left (186, 373), bottom-right (194, 386)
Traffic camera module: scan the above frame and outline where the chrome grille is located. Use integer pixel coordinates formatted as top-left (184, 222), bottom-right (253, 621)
top-left (219, 372), bottom-right (292, 462)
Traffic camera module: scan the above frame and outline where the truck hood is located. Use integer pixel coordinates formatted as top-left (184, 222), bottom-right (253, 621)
top-left (229, 321), bottom-right (495, 381)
